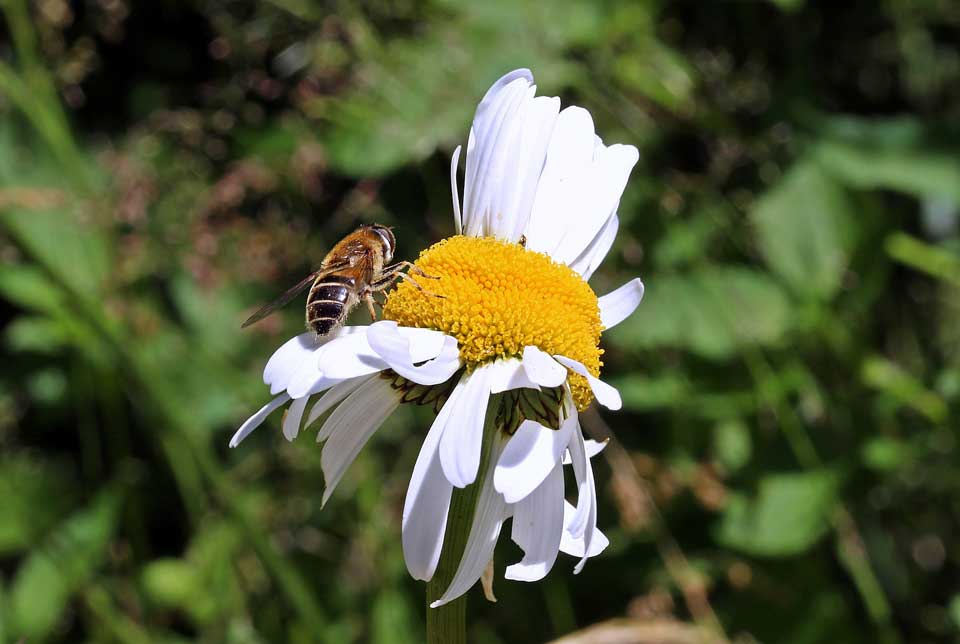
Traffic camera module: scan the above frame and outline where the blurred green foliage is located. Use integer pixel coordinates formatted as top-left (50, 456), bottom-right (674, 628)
top-left (1, 0), bottom-right (960, 642)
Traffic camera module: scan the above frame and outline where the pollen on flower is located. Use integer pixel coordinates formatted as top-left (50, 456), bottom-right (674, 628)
top-left (382, 235), bottom-right (603, 409)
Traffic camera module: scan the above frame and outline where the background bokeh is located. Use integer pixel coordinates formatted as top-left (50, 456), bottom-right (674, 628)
top-left (2, 1), bottom-right (960, 642)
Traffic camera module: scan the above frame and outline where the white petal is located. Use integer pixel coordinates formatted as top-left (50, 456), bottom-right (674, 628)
top-left (263, 333), bottom-right (321, 394)
top-left (562, 438), bottom-right (608, 464)
top-left (229, 394), bottom-right (290, 447)
top-left (282, 327), bottom-right (378, 397)
top-left (367, 321), bottom-right (461, 386)
top-left (439, 366), bottom-right (493, 487)
top-left (305, 376), bottom-right (368, 435)
top-left (488, 358), bottom-right (540, 394)
top-left (309, 329), bottom-right (387, 383)
top-left (265, 328), bottom-right (368, 395)
top-left (505, 462), bottom-right (564, 582)
top-left (451, 144), bottom-right (463, 235)
top-left (286, 351), bottom-right (348, 400)
top-left (598, 278), bottom-right (645, 330)
top-left (462, 70), bottom-right (536, 239)
top-left (430, 438), bottom-right (509, 608)
top-left (494, 416), bottom-right (574, 504)
top-left (559, 500), bottom-right (609, 558)
top-left (549, 144), bottom-right (639, 265)
top-left (521, 346), bottom-right (567, 388)
top-left (553, 355), bottom-right (622, 411)
top-left (282, 395), bottom-right (308, 442)
top-left (317, 377), bottom-right (398, 506)
top-left (566, 422), bottom-right (599, 574)
top-left (491, 93), bottom-right (561, 241)
top-left (402, 376), bottom-right (466, 581)
top-left (569, 214), bottom-right (619, 280)
top-left (524, 107), bottom-right (597, 253)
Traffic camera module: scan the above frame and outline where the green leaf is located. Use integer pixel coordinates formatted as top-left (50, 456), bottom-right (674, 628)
top-left (751, 160), bottom-right (857, 299)
top-left (0, 455), bottom-right (78, 555)
top-left (4, 316), bottom-right (69, 353)
top-left (860, 437), bottom-right (913, 472)
top-left (606, 266), bottom-right (791, 360)
top-left (316, 0), bottom-right (608, 176)
top-left (141, 520), bottom-right (245, 626)
top-left (714, 470), bottom-right (839, 557)
top-left (812, 117), bottom-right (960, 203)
top-left (949, 594), bottom-right (960, 629)
top-left (714, 420), bottom-right (753, 473)
top-left (142, 559), bottom-right (201, 608)
top-left (7, 488), bottom-right (123, 638)
top-left (0, 207), bottom-right (111, 301)
top-left (770, 0), bottom-right (804, 11)
top-left (0, 265), bottom-right (64, 315)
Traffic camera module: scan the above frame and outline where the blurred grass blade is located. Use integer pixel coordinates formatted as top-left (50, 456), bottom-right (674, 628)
top-left (885, 232), bottom-right (960, 287)
top-left (7, 487), bottom-right (123, 639)
top-left (861, 356), bottom-right (947, 424)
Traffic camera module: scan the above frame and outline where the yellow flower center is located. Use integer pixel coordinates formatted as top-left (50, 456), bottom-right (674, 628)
top-left (382, 235), bottom-right (603, 409)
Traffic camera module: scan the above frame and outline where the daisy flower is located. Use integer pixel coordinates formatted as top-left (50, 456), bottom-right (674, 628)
top-left (231, 68), bottom-right (644, 607)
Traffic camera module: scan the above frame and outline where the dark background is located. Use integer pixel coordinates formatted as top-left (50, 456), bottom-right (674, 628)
top-left (1, 0), bottom-right (959, 642)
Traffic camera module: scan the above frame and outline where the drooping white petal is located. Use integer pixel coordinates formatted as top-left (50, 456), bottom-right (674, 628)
top-left (439, 366), bottom-right (493, 487)
top-left (366, 321), bottom-right (461, 386)
top-left (487, 357), bottom-right (541, 394)
top-left (559, 500), bottom-right (609, 558)
top-left (431, 438), bottom-right (509, 607)
top-left (505, 462), bottom-right (564, 582)
top-left (263, 333), bottom-right (321, 394)
top-left (229, 393), bottom-right (290, 448)
top-left (562, 438), bottom-right (608, 464)
top-left (521, 346), bottom-right (567, 388)
top-left (553, 355), bottom-right (622, 411)
top-left (598, 278), bottom-right (645, 330)
top-left (402, 374), bottom-right (469, 581)
top-left (569, 214), bottom-right (619, 280)
top-left (495, 416), bottom-right (574, 504)
top-left (317, 377), bottom-right (399, 506)
top-left (566, 422), bottom-right (599, 574)
top-left (462, 70), bottom-right (537, 239)
top-left (281, 395), bottom-right (309, 442)
top-left (451, 144), bottom-right (463, 234)
top-left (306, 376), bottom-right (369, 435)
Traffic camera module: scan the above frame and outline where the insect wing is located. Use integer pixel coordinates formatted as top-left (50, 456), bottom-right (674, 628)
top-left (241, 271), bottom-right (319, 328)
top-left (240, 259), bottom-right (355, 328)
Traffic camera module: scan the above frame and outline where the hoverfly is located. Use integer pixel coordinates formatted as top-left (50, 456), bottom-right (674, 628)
top-left (241, 224), bottom-right (437, 336)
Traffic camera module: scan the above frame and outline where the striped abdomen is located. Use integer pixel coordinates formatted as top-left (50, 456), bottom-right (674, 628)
top-left (306, 274), bottom-right (357, 337)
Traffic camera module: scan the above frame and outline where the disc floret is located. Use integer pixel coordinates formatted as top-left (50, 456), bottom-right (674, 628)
top-left (383, 235), bottom-right (603, 409)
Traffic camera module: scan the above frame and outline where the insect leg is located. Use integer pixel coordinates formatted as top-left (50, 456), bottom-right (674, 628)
top-left (382, 261), bottom-right (440, 280)
top-left (364, 293), bottom-right (378, 321)
top-left (370, 270), bottom-right (445, 299)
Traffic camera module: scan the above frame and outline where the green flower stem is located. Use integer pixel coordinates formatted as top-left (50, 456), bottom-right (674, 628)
top-left (425, 407), bottom-right (499, 643)
top-left (425, 487), bottom-right (470, 644)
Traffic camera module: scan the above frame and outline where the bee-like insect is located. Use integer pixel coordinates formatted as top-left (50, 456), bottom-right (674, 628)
top-left (241, 224), bottom-right (436, 336)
